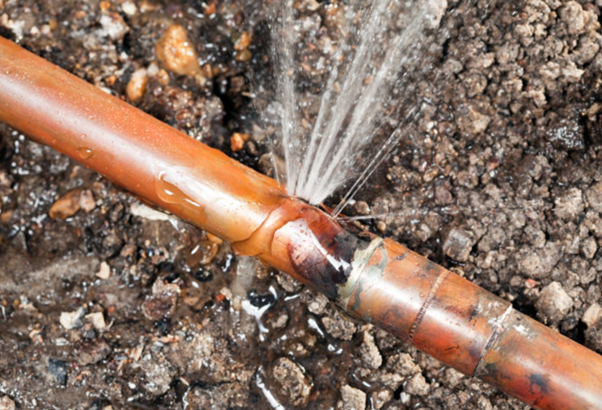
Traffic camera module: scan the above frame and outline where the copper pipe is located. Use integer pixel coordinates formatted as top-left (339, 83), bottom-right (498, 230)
top-left (1, 37), bottom-right (601, 409)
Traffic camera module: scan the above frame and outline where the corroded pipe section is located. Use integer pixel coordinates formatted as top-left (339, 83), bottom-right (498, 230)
top-left (2, 37), bottom-right (602, 410)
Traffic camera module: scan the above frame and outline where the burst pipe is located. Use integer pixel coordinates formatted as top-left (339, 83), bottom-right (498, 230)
top-left (0, 37), bottom-right (601, 410)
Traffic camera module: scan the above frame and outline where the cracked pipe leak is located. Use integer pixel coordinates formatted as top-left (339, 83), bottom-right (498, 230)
top-left (1, 37), bottom-right (602, 410)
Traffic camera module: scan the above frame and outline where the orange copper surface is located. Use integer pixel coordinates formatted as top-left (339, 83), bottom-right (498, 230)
top-left (2, 37), bottom-right (602, 410)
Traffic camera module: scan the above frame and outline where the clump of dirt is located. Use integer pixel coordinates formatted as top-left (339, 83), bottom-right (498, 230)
top-left (1, 0), bottom-right (602, 409)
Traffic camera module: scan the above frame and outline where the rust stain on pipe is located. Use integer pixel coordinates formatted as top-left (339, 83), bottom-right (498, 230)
top-left (1, 37), bottom-right (602, 410)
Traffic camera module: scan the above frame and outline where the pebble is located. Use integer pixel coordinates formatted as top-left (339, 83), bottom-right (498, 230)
top-left (322, 310), bottom-right (357, 340)
top-left (586, 181), bottom-right (602, 213)
top-left (0, 396), bottom-right (15, 410)
top-left (126, 68), bottom-right (148, 103)
top-left (155, 25), bottom-right (202, 79)
top-left (234, 31), bottom-right (252, 51)
top-left (271, 357), bottom-right (312, 407)
top-left (96, 261), bottom-right (111, 279)
top-left (554, 188), bottom-right (584, 220)
top-left (442, 228), bottom-right (475, 262)
top-left (49, 189), bottom-right (82, 219)
top-left (76, 340), bottom-right (111, 366)
top-left (371, 389), bottom-right (393, 410)
top-left (99, 12), bottom-right (129, 41)
top-left (560, 1), bottom-right (586, 35)
top-left (582, 303), bottom-right (602, 328)
top-left (47, 358), bottom-right (67, 386)
top-left (60, 307), bottom-right (86, 330)
top-left (142, 279), bottom-right (180, 321)
top-left (230, 132), bottom-right (249, 152)
top-left (337, 385), bottom-right (366, 410)
top-left (85, 312), bottom-right (107, 330)
top-left (404, 373), bottom-right (430, 396)
top-left (535, 281), bottom-right (574, 324)
top-left (359, 329), bottom-right (382, 369)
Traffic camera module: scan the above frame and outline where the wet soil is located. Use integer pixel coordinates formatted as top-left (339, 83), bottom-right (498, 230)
top-left (2, 0), bottom-right (602, 409)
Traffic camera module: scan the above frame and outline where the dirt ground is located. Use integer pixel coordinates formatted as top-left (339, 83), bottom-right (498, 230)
top-left (2, 0), bottom-right (602, 409)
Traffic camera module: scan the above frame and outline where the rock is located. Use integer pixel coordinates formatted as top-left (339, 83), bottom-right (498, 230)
top-left (156, 25), bottom-right (202, 79)
top-left (100, 12), bottom-right (129, 41)
top-left (183, 386), bottom-right (212, 409)
top-left (560, 1), bottom-right (586, 35)
top-left (404, 373), bottom-right (430, 396)
top-left (585, 320), bottom-right (602, 352)
top-left (586, 182), bottom-right (602, 213)
top-left (387, 353), bottom-right (420, 377)
top-left (457, 105), bottom-right (491, 136)
top-left (76, 340), bottom-right (111, 366)
top-left (554, 188), bottom-right (584, 220)
top-left (306, 292), bottom-right (329, 315)
top-left (337, 385), bottom-right (366, 410)
top-left (581, 236), bottom-right (598, 259)
top-left (48, 358), bottom-right (67, 386)
top-left (0, 396), bottom-right (15, 410)
top-left (583, 303), bottom-right (602, 328)
top-left (142, 279), bottom-right (180, 321)
top-left (230, 132), bottom-right (249, 152)
top-left (60, 307), bottom-right (85, 330)
top-left (547, 118), bottom-right (585, 151)
top-left (517, 242), bottom-right (562, 279)
top-left (271, 358), bottom-right (312, 407)
top-left (85, 312), bottom-right (107, 330)
top-left (322, 310), bottom-right (357, 340)
top-left (138, 353), bottom-right (177, 397)
top-left (49, 189), bottom-right (82, 219)
top-left (443, 228), bottom-right (475, 262)
top-left (126, 68), bottom-right (148, 103)
top-left (79, 189), bottom-right (96, 212)
top-left (371, 389), bottom-right (393, 410)
top-left (535, 282), bottom-right (574, 324)
top-left (233, 31), bottom-right (252, 51)
top-left (96, 261), bottom-right (111, 279)
top-left (359, 330), bottom-right (382, 369)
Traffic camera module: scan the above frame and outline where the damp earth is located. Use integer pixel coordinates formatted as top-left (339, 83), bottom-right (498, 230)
top-left (2, 1), bottom-right (602, 409)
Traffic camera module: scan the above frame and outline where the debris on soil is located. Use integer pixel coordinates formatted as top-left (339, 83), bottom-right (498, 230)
top-left (270, 357), bottom-right (312, 407)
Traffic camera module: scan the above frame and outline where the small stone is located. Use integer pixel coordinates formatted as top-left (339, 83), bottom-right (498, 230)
top-left (76, 339), bottom-right (111, 366)
top-left (234, 31), bottom-right (252, 51)
top-left (443, 228), bottom-right (475, 262)
top-left (581, 236), bottom-right (598, 259)
top-left (387, 353), bottom-right (421, 377)
top-left (121, 1), bottom-right (137, 16)
top-left (60, 307), bottom-right (86, 330)
top-left (560, 1), bottom-right (586, 35)
top-left (48, 358), bottom-right (67, 386)
top-left (230, 132), bottom-right (249, 152)
top-left (156, 25), bottom-right (202, 79)
top-left (79, 189), bottom-right (96, 212)
top-left (371, 389), bottom-right (393, 410)
top-left (138, 353), bottom-right (177, 397)
top-left (583, 303), bottom-right (602, 328)
top-left (85, 312), bottom-right (107, 330)
top-left (306, 292), bottom-right (329, 315)
top-left (359, 330), bottom-right (382, 369)
top-left (586, 182), bottom-right (602, 213)
top-left (585, 320), bottom-right (602, 352)
top-left (322, 310), bottom-right (357, 340)
top-left (99, 12), bottom-right (129, 41)
top-left (0, 396), bottom-right (15, 410)
top-left (49, 189), bottom-right (82, 219)
top-left (404, 373), bottom-right (430, 396)
top-left (354, 201), bottom-right (370, 215)
top-left (554, 188), bottom-right (584, 220)
top-left (126, 68), bottom-right (148, 103)
top-left (96, 261), bottom-right (111, 279)
top-left (535, 282), bottom-right (574, 324)
top-left (337, 385), bottom-right (366, 410)
top-left (142, 279), bottom-right (180, 321)
top-left (271, 358), bottom-right (312, 407)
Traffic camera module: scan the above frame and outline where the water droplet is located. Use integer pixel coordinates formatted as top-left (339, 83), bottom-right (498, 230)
top-left (76, 147), bottom-right (94, 159)
top-left (155, 172), bottom-right (201, 208)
